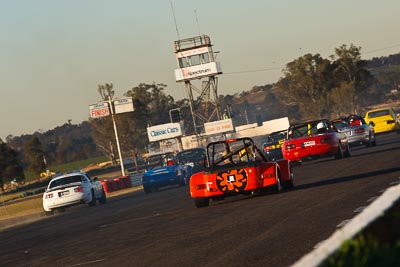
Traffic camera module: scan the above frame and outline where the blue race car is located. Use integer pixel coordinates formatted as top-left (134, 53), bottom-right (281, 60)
top-left (176, 147), bottom-right (206, 175)
top-left (142, 152), bottom-right (191, 194)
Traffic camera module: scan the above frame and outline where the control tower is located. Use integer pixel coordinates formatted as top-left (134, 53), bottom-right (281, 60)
top-left (174, 35), bottom-right (223, 135)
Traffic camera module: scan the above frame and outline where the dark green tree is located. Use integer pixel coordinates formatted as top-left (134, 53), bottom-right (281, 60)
top-left (0, 140), bottom-right (25, 191)
top-left (24, 137), bottom-right (46, 176)
top-left (330, 44), bottom-right (373, 114)
top-left (122, 83), bottom-right (175, 170)
top-left (276, 53), bottom-right (334, 119)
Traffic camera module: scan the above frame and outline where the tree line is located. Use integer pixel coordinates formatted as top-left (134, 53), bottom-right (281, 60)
top-left (1, 44), bottom-right (399, 190)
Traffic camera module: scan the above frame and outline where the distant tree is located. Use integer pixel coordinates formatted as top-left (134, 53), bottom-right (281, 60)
top-left (276, 53), bottom-right (334, 119)
top-left (122, 83), bottom-right (175, 170)
top-left (24, 137), bottom-right (46, 176)
top-left (98, 83), bottom-right (114, 101)
top-left (0, 140), bottom-right (25, 191)
top-left (330, 44), bottom-right (373, 114)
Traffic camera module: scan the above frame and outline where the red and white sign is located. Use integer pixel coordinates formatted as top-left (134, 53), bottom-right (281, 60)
top-left (204, 119), bottom-right (234, 135)
top-left (89, 102), bottom-right (110, 118)
top-left (176, 47), bottom-right (209, 58)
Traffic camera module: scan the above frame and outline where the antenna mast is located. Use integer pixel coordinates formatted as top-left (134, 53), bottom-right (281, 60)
top-left (194, 9), bottom-right (201, 36)
top-left (171, 1), bottom-right (180, 40)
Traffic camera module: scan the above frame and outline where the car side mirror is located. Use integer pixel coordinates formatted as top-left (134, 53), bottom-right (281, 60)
top-left (369, 121), bottom-right (375, 127)
top-left (93, 177), bottom-right (98, 182)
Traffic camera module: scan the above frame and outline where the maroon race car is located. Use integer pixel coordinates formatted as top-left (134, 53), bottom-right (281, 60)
top-left (282, 119), bottom-right (351, 164)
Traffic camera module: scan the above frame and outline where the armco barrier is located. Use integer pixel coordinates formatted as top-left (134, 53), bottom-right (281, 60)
top-left (290, 182), bottom-right (400, 267)
top-left (130, 173), bottom-right (143, 186)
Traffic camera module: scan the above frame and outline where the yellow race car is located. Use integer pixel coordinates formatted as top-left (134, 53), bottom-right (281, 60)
top-left (364, 107), bottom-right (400, 134)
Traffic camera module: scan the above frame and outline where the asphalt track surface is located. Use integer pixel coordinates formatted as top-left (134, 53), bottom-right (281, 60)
top-left (1, 133), bottom-right (399, 267)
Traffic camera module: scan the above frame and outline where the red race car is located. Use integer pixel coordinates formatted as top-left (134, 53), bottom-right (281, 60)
top-left (282, 119), bottom-right (351, 164)
top-left (189, 137), bottom-right (294, 208)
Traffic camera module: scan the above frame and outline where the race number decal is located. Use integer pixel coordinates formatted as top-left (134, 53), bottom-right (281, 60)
top-left (216, 169), bottom-right (247, 193)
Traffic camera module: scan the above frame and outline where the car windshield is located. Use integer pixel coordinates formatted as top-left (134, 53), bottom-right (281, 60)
top-left (49, 175), bottom-right (83, 189)
top-left (176, 149), bottom-right (205, 164)
top-left (332, 120), bottom-right (348, 129)
top-left (208, 138), bottom-right (258, 167)
top-left (368, 109), bottom-right (390, 118)
top-left (266, 131), bottom-right (287, 143)
top-left (145, 153), bottom-right (174, 169)
top-left (289, 121), bottom-right (320, 138)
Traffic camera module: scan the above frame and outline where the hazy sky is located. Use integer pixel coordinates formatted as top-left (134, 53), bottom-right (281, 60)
top-left (1, 0), bottom-right (399, 140)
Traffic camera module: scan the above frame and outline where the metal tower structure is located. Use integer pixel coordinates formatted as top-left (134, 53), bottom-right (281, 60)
top-left (174, 35), bottom-right (223, 135)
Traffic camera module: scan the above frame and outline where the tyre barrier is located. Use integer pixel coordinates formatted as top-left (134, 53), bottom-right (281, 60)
top-left (98, 173), bottom-right (143, 194)
top-left (112, 178), bottom-right (121, 191)
top-left (100, 180), bottom-right (113, 194)
top-left (121, 175), bottom-right (131, 188)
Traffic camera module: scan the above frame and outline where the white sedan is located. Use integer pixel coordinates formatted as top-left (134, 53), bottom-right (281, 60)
top-left (42, 172), bottom-right (106, 215)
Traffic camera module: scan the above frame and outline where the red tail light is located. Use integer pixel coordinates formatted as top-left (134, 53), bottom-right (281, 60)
top-left (286, 144), bottom-right (296, 149)
top-left (355, 128), bottom-right (365, 134)
top-left (194, 184), bottom-right (206, 190)
top-left (74, 187), bottom-right (83, 192)
top-left (45, 193), bottom-right (53, 199)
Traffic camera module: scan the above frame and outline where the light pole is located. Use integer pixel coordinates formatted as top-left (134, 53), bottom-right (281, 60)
top-left (108, 96), bottom-right (125, 176)
top-left (90, 86), bottom-right (134, 177)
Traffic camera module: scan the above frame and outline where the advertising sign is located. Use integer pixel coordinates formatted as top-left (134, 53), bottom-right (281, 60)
top-left (89, 102), bottom-right (110, 118)
top-left (147, 123), bottom-right (183, 142)
top-left (113, 97), bottom-right (134, 114)
top-left (204, 119), bottom-right (234, 135)
top-left (174, 61), bottom-right (222, 82)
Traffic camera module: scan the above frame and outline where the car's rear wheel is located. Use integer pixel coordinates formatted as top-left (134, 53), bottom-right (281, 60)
top-left (344, 142), bottom-right (351, 158)
top-left (194, 197), bottom-right (209, 208)
top-left (88, 190), bottom-right (97, 206)
top-left (334, 143), bottom-right (344, 159)
top-left (43, 209), bottom-right (54, 216)
top-left (282, 168), bottom-right (294, 189)
top-left (371, 136), bottom-right (377, 146)
top-left (274, 173), bottom-right (282, 193)
top-left (99, 189), bottom-right (107, 204)
top-left (143, 186), bottom-right (151, 194)
top-left (57, 207), bottom-right (66, 213)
